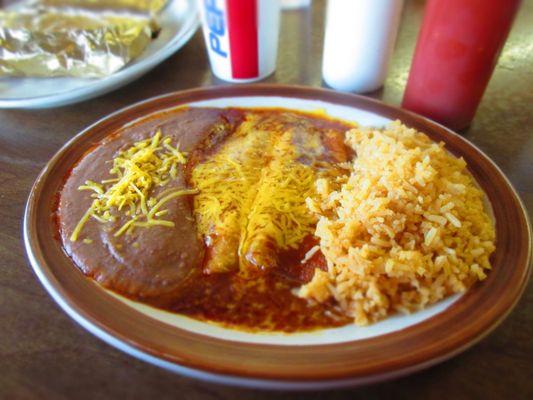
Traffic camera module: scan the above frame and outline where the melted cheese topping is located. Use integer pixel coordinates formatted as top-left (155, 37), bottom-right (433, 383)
top-left (70, 130), bottom-right (196, 241)
top-left (191, 117), bottom-right (335, 273)
top-left (241, 132), bottom-right (317, 257)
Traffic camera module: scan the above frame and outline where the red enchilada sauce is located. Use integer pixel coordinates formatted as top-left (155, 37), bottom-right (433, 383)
top-left (162, 236), bottom-right (350, 332)
top-left (57, 107), bottom-right (354, 332)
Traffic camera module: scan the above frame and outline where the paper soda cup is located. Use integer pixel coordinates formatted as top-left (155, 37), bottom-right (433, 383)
top-left (198, 0), bottom-right (280, 82)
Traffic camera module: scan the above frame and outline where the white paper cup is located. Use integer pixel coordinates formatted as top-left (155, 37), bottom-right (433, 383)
top-left (198, 0), bottom-right (281, 83)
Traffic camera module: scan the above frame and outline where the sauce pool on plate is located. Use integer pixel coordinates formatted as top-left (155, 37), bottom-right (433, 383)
top-left (56, 106), bottom-right (355, 332)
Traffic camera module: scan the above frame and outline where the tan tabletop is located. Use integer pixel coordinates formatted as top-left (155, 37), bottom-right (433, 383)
top-left (1, 1), bottom-right (531, 398)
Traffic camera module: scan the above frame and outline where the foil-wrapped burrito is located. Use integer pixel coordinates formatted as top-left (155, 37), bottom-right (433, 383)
top-left (0, 7), bottom-right (159, 78)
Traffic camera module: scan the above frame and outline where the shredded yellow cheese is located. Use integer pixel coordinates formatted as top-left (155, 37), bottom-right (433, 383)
top-left (240, 132), bottom-right (317, 256)
top-left (190, 117), bottom-right (337, 273)
top-left (192, 121), bottom-right (269, 237)
top-left (70, 130), bottom-right (196, 241)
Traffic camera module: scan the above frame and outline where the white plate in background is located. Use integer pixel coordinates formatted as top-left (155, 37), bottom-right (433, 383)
top-left (0, 0), bottom-right (199, 109)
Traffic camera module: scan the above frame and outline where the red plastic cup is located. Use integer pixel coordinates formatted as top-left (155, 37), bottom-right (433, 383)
top-left (402, 0), bottom-right (521, 131)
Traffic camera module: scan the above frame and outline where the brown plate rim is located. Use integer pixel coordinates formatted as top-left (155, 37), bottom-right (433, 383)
top-left (23, 84), bottom-right (532, 388)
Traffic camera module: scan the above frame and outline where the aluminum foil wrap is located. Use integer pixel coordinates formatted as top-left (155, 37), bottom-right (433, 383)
top-left (0, 7), bottom-right (158, 78)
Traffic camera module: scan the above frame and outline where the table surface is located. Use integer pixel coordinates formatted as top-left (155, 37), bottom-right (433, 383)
top-left (1, 1), bottom-right (532, 399)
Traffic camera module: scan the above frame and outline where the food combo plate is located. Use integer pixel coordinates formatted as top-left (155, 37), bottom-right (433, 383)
top-left (24, 85), bottom-right (531, 389)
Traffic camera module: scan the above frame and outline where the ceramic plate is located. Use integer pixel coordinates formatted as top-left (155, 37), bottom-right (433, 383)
top-left (23, 85), bottom-right (531, 389)
top-left (0, 0), bottom-right (198, 109)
